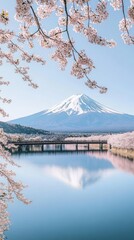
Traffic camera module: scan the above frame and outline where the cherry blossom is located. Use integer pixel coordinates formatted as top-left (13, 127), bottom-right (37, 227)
top-left (110, 0), bottom-right (122, 10)
top-left (119, 18), bottom-right (132, 32)
top-left (108, 131), bottom-right (134, 150)
top-left (0, 128), bottom-right (31, 239)
top-left (0, 0), bottom-right (133, 106)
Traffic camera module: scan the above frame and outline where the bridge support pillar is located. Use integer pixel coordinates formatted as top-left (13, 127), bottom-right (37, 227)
top-left (88, 144), bottom-right (90, 151)
top-left (60, 144), bottom-right (62, 151)
top-left (18, 145), bottom-right (22, 153)
top-left (41, 144), bottom-right (44, 152)
top-left (99, 143), bottom-right (103, 151)
top-left (76, 144), bottom-right (78, 151)
top-left (26, 145), bottom-right (30, 152)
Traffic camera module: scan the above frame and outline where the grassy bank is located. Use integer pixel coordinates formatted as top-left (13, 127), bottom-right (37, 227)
top-left (111, 147), bottom-right (134, 160)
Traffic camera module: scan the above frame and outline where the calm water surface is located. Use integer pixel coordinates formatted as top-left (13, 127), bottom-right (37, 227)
top-left (7, 152), bottom-right (134, 240)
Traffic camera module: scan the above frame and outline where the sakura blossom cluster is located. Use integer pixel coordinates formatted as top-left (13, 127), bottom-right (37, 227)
top-left (13, 0), bottom-right (120, 94)
top-left (0, 8), bottom-right (45, 117)
top-left (108, 131), bottom-right (134, 149)
top-left (109, 0), bottom-right (134, 44)
top-left (0, 0), bottom-right (133, 104)
top-left (0, 128), bottom-right (31, 239)
top-left (0, 10), bottom-right (9, 25)
top-left (110, 0), bottom-right (122, 10)
top-left (0, 78), bottom-right (11, 118)
top-left (0, 193), bottom-right (10, 240)
top-left (65, 132), bottom-right (134, 150)
top-left (71, 51), bottom-right (94, 79)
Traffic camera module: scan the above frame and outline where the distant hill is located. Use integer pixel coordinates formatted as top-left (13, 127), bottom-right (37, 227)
top-left (0, 121), bottom-right (50, 135)
top-left (9, 94), bottom-right (134, 132)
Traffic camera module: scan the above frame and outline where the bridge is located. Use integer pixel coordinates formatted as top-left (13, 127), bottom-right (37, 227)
top-left (9, 139), bottom-right (108, 153)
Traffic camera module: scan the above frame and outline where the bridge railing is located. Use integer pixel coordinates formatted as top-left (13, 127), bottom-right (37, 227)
top-left (8, 139), bottom-right (108, 153)
top-left (8, 140), bottom-right (108, 145)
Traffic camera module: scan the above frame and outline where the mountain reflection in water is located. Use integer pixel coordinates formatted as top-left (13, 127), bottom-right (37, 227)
top-left (42, 152), bottom-right (134, 189)
top-left (43, 155), bottom-right (114, 189)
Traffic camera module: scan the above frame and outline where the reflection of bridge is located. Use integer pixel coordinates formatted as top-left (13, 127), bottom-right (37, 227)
top-left (9, 140), bottom-right (108, 153)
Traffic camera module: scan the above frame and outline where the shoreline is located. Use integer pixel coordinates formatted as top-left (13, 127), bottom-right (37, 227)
top-left (110, 147), bottom-right (134, 160)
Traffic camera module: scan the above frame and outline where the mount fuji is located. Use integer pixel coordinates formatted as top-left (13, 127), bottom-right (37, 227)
top-left (9, 94), bottom-right (134, 132)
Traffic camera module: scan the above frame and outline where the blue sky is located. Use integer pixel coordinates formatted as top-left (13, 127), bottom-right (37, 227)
top-left (0, 1), bottom-right (134, 121)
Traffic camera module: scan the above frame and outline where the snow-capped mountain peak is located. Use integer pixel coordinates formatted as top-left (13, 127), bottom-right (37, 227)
top-left (46, 94), bottom-right (120, 115)
top-left (9, 94), bottom-right (134, 132)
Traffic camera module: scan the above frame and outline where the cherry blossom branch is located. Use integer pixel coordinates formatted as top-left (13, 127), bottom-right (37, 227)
top-left (121, 0), bottom-right (134, 43)
top-left (0, 168), bottom-right (31, 203)
top-left (3, 52), bottom-right (38, 88)
top-left (30, 5), bottom-right (66, 41)
top-left (63, 0), bottom-right (107, 92)
top-left (86, 1), bottom-right (90, 28)
top-left (23, 0), bottom-right (111, 92)
top-left (0, 97), bottom-right (11, 104)
top-left (0, 108), bottom-right (9, 117)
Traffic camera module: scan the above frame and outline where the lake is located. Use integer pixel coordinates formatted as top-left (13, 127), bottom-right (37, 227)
top-left (6, 151), bottom-right (134, 240)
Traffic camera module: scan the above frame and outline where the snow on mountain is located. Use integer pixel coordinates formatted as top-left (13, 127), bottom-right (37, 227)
top-left (9, 94), bottom-right (134, 132)
top-left (45, 94), bottom-right (120, 115)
